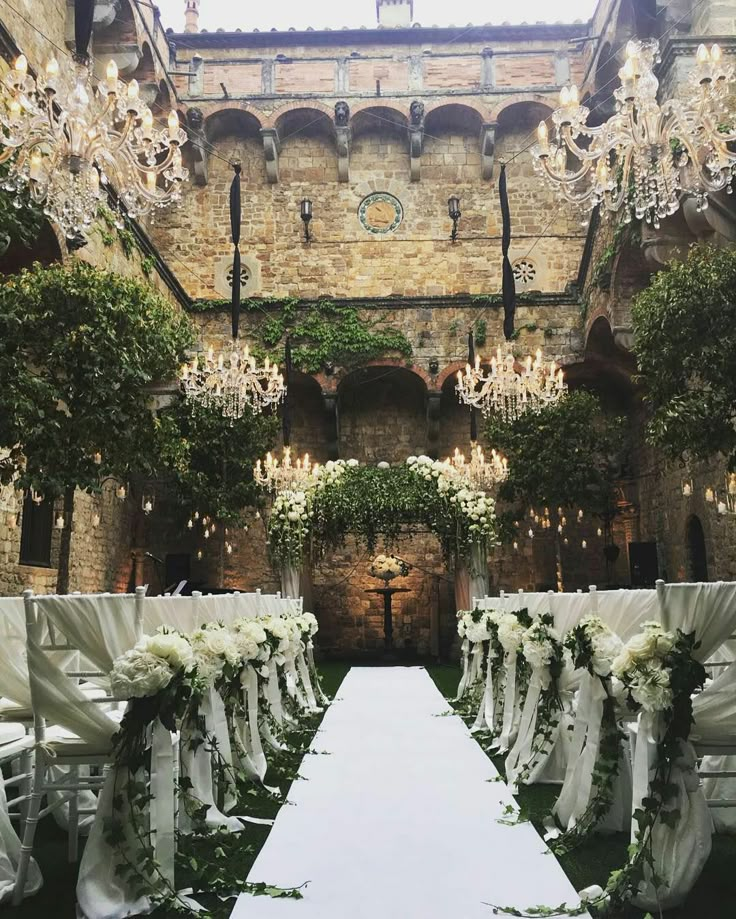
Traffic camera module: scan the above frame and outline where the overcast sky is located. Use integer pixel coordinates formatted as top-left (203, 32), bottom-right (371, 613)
top-left (154, 0), bottom-right (596, 33)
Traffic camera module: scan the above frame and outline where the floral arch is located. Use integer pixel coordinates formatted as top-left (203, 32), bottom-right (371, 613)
top-left (264, 456), bottom-right (499, 610)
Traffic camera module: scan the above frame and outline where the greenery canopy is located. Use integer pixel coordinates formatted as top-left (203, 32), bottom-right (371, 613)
top-left (632, 243), bottom-right (736, 470)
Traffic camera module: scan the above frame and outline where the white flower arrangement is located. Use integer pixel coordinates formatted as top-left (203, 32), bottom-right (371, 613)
top-left (110, 630), bottom-right (195, 699)
top-left (612, 621), bottom-right (676, 712)
top-left (522, 618), bottom-right (562, 673)
top-left (189, 623), bottom-right (241, 685)
top-left (457, 609), bottom-right (499, 644)
top-left (369, 553), bottom-right (410, 581)
top-left (405, 455), bottom-right (497, 548)
top-left (497, 612), bottom-right (528, 656)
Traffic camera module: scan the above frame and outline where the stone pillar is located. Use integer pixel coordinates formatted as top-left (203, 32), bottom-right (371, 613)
top-left (184, 0), bottom-right (200, 34)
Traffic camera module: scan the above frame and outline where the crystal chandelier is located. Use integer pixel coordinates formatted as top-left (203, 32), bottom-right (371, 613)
top-left (180, 343), bottom-right (286, 420)
top-left (532, 40), bottom-right (736, 228)
top-left (0, 53), bottom-right (189, 238)
top-left (254, 448), bottom-right (318, 494)
top-left (456, 345), bottom-right (566, 422)
top-left (447, 445), bottom-right (508, 491)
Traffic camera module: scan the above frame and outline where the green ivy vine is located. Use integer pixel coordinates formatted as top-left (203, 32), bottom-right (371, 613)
top-left (590, 218), bottom-right (641, 291)
top-left (189, 297), bottom-right (413, 374)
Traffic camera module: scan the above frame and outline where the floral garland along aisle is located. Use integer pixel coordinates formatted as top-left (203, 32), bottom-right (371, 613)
top-left (451, 616), bottom-right (708, 917)
top-left (103, 609), bottom-right (326, 915)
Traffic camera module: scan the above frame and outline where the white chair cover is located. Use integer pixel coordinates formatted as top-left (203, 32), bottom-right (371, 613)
top-left (0, 778), bottom-right (42, 905)
top-left (631, 582), bottom-right (736, 910)
top-left (0, 599), bottom-right (32, 708)
top-left (36, 594), bottom-right (140, 673)
top-left (595, 588), bottom-right (658, 640)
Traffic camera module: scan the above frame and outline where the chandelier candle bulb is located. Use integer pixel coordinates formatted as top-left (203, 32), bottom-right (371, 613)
top-left (29, 151), bottom-right (42, 182)
top-left (706, 487), bottom-right (716, 503)
top-left (167, 110), bottom-right (180, 141)
top-left (15, 55), bottom-right (27, 76)
top-left (718, 500), bottom-right (728, 515)
top-left (55, 515), bottom-right (64, 530)
top-left (141, 108), bottom-right (154, 138)
top-left (106, 60), bottom-right (118, 94)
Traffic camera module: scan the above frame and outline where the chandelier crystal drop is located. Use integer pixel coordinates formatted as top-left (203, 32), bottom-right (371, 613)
top-left (0, 53), bottom-right (189, 238)
top-left (532, 40), bottom-right (736, 228)
top-left (456, 345), bottom-right (567, 422)
top-left (254, 448), bottom-right (319, 494)
top-left (447, 444), bottom-right (508, 491)
top-left (180, 343), bottom-right (286, 420)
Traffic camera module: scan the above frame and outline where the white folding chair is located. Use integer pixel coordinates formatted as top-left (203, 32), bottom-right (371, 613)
top-left (12, 588), bottom-right (145, 905)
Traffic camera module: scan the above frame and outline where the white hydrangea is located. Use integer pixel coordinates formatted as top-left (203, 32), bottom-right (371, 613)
top-left (110, 648), bottom-right (174, 699)
top-left (497, 613), bottom-right (527, 655)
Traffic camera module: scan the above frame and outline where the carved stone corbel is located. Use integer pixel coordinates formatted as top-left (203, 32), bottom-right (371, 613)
top-left (261, 127), bottom-right (281, 184)
top-left (409, 100), bottom-right (425, 183)
top-left (480, 122), bottom-right (497, 181)
top-left (334, 101), bottom-right (351, 183)
top-left (186, 108), bottom-right (208, 186)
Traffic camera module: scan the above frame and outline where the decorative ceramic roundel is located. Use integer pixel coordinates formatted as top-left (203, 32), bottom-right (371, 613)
top-left (358, 192), bottom-right (403, 235)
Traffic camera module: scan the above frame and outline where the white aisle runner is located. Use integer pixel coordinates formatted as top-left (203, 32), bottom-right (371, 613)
top-left (232, 667), bottom-right (589, 919)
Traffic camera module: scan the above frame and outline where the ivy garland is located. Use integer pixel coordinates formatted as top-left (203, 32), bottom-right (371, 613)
top-left (266, 459), bottom-right (499, 569)
top-left (548, 621), bottom-right (626, 856)
top-left (510, 614), bottom-right (566, 789)
top-left (188, 297), bottom-right (413, 375)
top-left (490, 628), bottom-right (707, 918)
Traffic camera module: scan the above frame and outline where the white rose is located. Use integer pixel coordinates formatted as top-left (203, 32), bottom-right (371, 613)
top-left (140, 631), bottom-right (195, 673)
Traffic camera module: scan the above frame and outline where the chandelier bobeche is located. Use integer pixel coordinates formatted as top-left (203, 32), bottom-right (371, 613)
top-left (0, 53), bottom-right (189, 237)
top-left (254, 448), bottom-right (318, 494)
top-left (447, 445), bottom-right (508, 491)
top-left (181, 343), bottom-right (286, 420)
top-left (456, 345), bottom-right (566, 422)
top-left (532, 40), bottom-right (736, 227)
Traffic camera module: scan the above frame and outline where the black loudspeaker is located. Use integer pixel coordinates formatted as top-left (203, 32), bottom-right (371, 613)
top-left (629, 542), bottom-right (659, 588)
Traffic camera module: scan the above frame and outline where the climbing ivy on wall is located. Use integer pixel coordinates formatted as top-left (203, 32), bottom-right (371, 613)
top-left (189, 297), bottom-right (413, 374)
top-left (590, 217), bottom-right (642, 291)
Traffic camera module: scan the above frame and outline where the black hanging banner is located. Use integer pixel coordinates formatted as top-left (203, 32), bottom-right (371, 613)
top-left (74, 0), bottom-right (95, 60)
top-left (468, 330), bottom-right (477, 442)
top-left (282, 338), bottom-right (293, 447)
top-left (229, 163), bottom-right (242, 339)
top-left (499, 164), bottom-right (517, 341)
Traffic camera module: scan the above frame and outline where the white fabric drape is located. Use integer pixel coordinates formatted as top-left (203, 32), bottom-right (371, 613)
top-left (0, 777), bottom-right (42, 905)
top-left (630, 582), bottom-right (736, 910)
top-left (280, 565), bottom-right (301, 601)
top-left (36, 595), bottom-right (140, 673)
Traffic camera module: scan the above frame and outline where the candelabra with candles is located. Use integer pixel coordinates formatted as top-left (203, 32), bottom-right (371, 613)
top-left (457, 345), bottom-right (566, 421)
top-left (254, 448), bottom-right (319, 494)
top-left (447, 444), bottom-right (508, 491)
top-left (532, 40), bottom-right (736, 227)
top-left (181, 344), bottom-right (286, 420)
top-left (0, 53), bottom-right (188, 238)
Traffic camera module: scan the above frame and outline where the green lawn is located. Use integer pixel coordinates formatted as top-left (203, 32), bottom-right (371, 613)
top-left (8, 663), bottom-right (736, 918)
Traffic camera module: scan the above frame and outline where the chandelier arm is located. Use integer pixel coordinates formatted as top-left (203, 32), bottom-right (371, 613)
top-left (560, 125), bottom-right (607, 163)
top-left (540, 152), bottom-right (595, 186)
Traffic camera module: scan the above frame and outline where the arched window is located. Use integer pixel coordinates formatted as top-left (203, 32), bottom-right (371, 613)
top-left (686, 515), bottom-right (709, 582)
